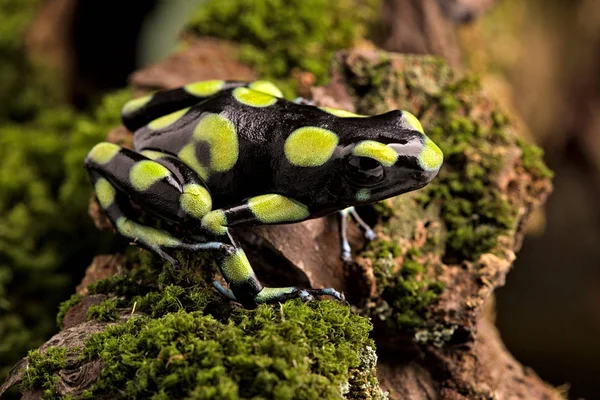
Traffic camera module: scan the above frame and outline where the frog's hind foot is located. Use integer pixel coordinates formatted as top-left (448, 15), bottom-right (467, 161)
top-left (252, 286), bottom-right (345, 305)
top-left (339, 206), bottom-right (377, 263)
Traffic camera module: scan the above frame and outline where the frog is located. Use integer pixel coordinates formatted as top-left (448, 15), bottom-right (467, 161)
top-left (84, 79), bottom-right (443, 308)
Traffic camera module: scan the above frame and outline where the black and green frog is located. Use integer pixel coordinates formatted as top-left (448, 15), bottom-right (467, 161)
top-left (84, 79), bottom-right (443, 308)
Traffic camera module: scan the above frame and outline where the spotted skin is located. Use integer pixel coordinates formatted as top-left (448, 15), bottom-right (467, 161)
top-left (86, 79), bottom-right (443, 308)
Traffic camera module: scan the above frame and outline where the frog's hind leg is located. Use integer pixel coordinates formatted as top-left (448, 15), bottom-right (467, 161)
top-left (339, 206), bottom-right (377, 263)
top-left (84, 142), bottom-right (215, 267)
top-left (120, 80), bottom-right (250, 132)
top-left (121, 79), bottom-right (285, 132)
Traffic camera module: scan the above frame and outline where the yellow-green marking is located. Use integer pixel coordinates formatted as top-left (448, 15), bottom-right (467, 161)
top-left (129, 160), bottom-right (171, 191)
top-left (178, 143), bottom-right (209, 181)
top-left (353, 140), bottom-right (398, 167)
top-left (401, 110), bottom-right (424, 134)
top-left (319, 107), bottom-right (366, 118)
top-left (184, 80), bottom-right (225, 97)
top-left (249, 80), bottom-right (284, 98)
top-left (95, 178), bottom-right (116, 208)
top-left (180, 184), bottom-right (212, 219)
top-left (148, 108), bottom-right (190, 130)
top-left (418, 137), bottom-right (443, 171)
top-left (201, 210), bottom-right (228, 236)
top-left (122, 95), bottom-right (152, 116)
top-left (221, 248), bottom-right (254, 284)
top-left (193, 113), bottom-right (239, 172)
top-left (248, 194), bottom-right (310, 224)
top-left (116, 217), bottom-right (180, 247)
top-left (284, 126), bottom-right (339, 167)
top-left (233, 87), bottom-right (277, 107)
top-left (87, 142), bottom-right (120, 165)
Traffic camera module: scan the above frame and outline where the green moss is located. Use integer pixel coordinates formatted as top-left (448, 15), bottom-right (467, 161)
top-left (56, 294), bottom-right (83, 329)
top-left (349, 54), bottom-right (537, 261)
top-left (517, 137), bottom-right (553, 180)
top-left (86, 298), bottom-right (119, 323)
top-left (0, 90), bottom-right (131, 382)
top-left (378, 248), bottom-right (444, 330)
top-left (345, 52), bottom-right (551, 336)
top-left (20, 346), bottom-right (67, 398)
top-left (78, 299), bottom-right (374, 399)
top-left (186, 0), bottom-right (381, 97)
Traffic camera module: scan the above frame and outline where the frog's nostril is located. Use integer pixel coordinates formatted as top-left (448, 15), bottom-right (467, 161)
top-left (418, 137), bottom-right (443, 172)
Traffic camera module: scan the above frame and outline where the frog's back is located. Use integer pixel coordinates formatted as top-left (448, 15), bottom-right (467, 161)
top-left (130, 88), bottom-right (333, 207)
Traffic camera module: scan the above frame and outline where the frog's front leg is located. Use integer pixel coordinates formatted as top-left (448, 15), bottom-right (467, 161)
top-left (201, 194), bottom-right (345, 307)
top-left (339, 207), bottom-right (377, 263)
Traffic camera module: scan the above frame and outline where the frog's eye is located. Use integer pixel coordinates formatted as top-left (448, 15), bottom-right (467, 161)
top-left (345, 156), bottom-right (385, 187)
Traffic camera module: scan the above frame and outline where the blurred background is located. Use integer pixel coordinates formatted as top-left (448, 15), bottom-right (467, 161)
top-left (0, 0), bottom-right (598, 398)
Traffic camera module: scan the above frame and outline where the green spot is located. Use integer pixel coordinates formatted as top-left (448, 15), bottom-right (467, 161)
top-left (201, 210), bottom-right (227, 235)
top-left (87, 142), bottom-right (120, 164)
top-left (141, 150), bottom-right (166, 160)
top-left (355, 188), bottom-right (371, 201)
top-left (418, 137), bottom-right (443, 171)
top-left (184, 80), bottom-right (225, 97)
top-left (193, 113), bottom-right (239, 172)
top-left (95, 178), bottom-right (116, 208)
top-left (178, 143), bottom-right (209, 180)
top-left (180, 184), bottom-right (212, 219)
top-left (284, 126), bottom-right (339, 167)
top-left (116, 217), bottom-right (180, 247)
top-left (320, 107), bottom-right (366, 118)
top-left (148, 108), bottom-right (190, 130)
top-left (233, 87), bottom-right (277, 107)
top-left (129, 160), bottom-right (171, 191)
top-left (248, 194), bottom-right (310, 224)
top-left (401, 110), bottom-right (424, 134)
top-left (353, 141), bottom-right (398, 167)
top-left (249, 80), bottom-right (284, 98)
top-left (121, 95), bottom-right (152, 115)
top-left (221, 249), bottom-right (254, 284)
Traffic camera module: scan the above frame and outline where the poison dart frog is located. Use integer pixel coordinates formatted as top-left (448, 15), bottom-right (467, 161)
top-left (84, 79), bottom-right (443, 308)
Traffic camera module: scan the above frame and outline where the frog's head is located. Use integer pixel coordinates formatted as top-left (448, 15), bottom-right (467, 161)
top-left (335, 109), bottom-right (443, 206)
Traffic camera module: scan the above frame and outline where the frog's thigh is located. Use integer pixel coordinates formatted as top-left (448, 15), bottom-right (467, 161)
top-left (86, 143), bottom-right (211, 226)
top-left (200, 194), bottom-right (310, 236)
top-left (85, 169), bottom-right (183, 266)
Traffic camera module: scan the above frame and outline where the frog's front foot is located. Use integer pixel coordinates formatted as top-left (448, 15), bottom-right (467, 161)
top-left (339, 206), bottom-right (377, 262)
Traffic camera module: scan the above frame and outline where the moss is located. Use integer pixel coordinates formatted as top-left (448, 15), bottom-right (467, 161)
top-left (348, 54), bottom-right (537, 262)
top-left (381, 248), bottom-right (444, 330)
top-left (186, 0), bottom-right (381, 97)
top-left (20, 346), bottom-right (67, 398)
top-left (76, 299), bottom-right (374, 400)
top-left (0, 90), bottom-right (131, 382)
top-left (56, 294), bottom-right (83, 329)
top-left (516, 137), bottom-right (553, 180)
top-left (86, 298), bottom-right (119, 323)
top-left (344, 52), bottom-right (551, 335)
top-left (0, 0), bottom-right (65, 122)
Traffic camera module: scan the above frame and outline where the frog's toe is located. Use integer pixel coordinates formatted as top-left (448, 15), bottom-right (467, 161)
top-left (307, 287), bottom-right (345, 302)
top-left (341, 251), bottom-right (353, 264)
top-left (298, 289), bottom-right (314, 302)
top-left (212, 280), bottom-right (238, 302)
top-left (365, 230), bottom-right (377, 241)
